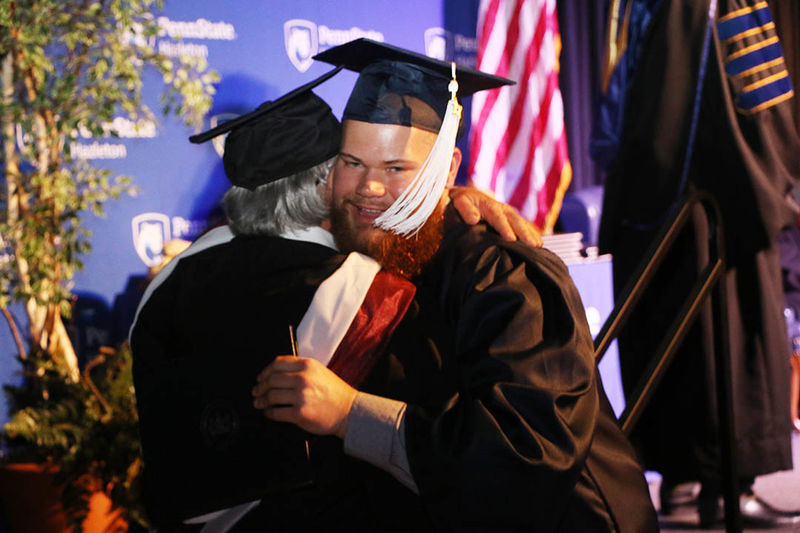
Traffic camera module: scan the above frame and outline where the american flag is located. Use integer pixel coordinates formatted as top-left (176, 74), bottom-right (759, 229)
top-left (469, 0), bottom-right (572, 232)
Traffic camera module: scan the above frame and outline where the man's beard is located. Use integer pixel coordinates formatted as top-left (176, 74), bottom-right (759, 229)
top-left (330, 202), bottom-right (444, 280)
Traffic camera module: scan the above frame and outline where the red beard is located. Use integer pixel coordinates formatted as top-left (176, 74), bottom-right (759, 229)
top-left (331, 203), bottom-right (443, 280)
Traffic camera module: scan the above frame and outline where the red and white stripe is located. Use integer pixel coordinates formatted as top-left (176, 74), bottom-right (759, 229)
top-left (469, 0), bottom-right (572, 232)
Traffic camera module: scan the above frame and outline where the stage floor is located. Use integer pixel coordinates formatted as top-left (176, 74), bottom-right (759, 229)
top-left (653, 431), bottom-right (800, 531)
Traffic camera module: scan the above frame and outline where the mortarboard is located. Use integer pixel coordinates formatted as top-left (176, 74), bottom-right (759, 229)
top-left (189, 67), bottom-right (343, 190)
top-left (314, 38), bottom-right (514, 236)
top-left (313, 39), bottom-right (513, 133)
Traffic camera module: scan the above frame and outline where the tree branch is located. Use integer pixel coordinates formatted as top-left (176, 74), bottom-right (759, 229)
top-left (0, 304), bottom-right (27, 360)
top-left (83, 352), bottom-right (113, 423)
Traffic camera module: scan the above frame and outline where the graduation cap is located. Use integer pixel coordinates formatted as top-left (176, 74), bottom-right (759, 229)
top-left (189, 66), bottom-right (343, 190)
top-left (314, 38), bottom-right (513, 133)
top-left (313, 38), bottom-right (514, 236)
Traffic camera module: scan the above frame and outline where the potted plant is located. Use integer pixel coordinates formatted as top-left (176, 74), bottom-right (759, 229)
top-left (2, 344), bottom-right (144, 530)
top-left (0, 0), bottom-right (217, 529)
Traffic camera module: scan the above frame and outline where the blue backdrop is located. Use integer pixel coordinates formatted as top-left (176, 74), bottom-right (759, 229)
top-left (1, 1), bottom-right (623, 426)
top-left (75, 0), bottom-right (483, 325)
top-left (0, 0), bottom-right (486, 426)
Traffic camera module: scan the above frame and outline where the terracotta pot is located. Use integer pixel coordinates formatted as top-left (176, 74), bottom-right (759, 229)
top-left (0, 463), bottom-right (128, 532)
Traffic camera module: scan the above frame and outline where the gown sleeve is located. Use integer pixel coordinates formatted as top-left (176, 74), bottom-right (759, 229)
top-left (404, 224), bottom-right (601, 532)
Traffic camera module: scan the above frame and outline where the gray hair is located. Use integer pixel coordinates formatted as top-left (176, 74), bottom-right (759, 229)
top-left (222, 156), bottom-right (334, 236)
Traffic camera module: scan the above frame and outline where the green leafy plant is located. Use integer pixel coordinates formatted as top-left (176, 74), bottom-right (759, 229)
top-left (4, 343), bottom-right (147, 529)
top-left (0, 0), bottom-right (218, 527)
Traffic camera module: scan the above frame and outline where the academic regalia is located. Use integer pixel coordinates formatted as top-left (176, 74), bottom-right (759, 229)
top-left (367, 221), bottom-right (658, 532)
top-left (129, 231), bottom-right (338, 524)
top-left (138, 37), bottom-right (657, 531)
top-left (131, 222), bottom-right (658, 533)
top-left (131, 81), bottom-right (435, 529)
top-left (234, 220), bottom-right (658, 532)
top-left (130, 230), bottom-right (434, 530)
top-left (597, 0), bottom-right (800, 487)
top-left (311, 39), bottom-right (657, 531)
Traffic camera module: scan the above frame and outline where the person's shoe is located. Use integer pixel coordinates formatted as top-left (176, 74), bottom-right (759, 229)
top-left (659, 480), bottom-right (701, 515)
top-left (739, 493), bottom-right (800, 528)
top-left (699, 491), bottom-right (800, 529)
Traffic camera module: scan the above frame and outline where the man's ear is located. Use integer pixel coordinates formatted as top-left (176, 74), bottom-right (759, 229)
top-left (448, 147), bottom-right (462, 187)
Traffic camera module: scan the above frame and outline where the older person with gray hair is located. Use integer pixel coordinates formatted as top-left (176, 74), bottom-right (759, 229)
top-left (130, 89), bottom-right (351, 531)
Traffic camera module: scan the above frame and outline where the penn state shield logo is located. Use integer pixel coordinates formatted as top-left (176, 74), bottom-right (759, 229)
top-left (132, 212), bottom-right (171, 267)
top-left (284, 19), bottom-right (318, 72)
top-left (424, 27), bottom-right (450, 60)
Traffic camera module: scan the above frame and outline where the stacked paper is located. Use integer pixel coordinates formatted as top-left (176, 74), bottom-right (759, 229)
top-left (542, 232), bottom-right (585, 264)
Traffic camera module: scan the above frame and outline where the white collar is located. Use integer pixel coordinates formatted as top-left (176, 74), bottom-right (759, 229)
top-left (280, 226), bottom-right (338, 251)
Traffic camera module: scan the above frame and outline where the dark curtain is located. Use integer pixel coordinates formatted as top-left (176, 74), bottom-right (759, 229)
top-left (771, 0), bottom-right (800, 131)
top-left (557, 0), bottom-right (609, 191)
top-left (556, 0), bottom-right (798, 191)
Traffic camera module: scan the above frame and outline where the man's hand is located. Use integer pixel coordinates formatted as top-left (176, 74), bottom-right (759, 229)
top-left (448, 186), bottom-right (543, 247)
top-left (252, 356), bottom-right (357, 438)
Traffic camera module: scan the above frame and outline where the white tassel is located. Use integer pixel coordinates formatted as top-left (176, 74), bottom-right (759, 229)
top-left (374, 64), bottom-right (463, 237)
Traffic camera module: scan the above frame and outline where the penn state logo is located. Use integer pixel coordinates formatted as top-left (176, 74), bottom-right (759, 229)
top-left (208, 113), bottom-right (240, 158)
top-left (132, 212), bottom-right (171, 267)
top-left (424, 27), bottom-right (450, 60)
top-left (284, 19), bottom-right (318, 72)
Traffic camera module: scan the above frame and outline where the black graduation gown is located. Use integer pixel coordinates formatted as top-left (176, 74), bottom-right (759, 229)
top-left (380, 222), bottom-right (657, 532)
top-left (131, 226), bottom-right (657, 531)
top-left (130, 234), bottom-right (434, 530)
top-left (598, 0), bottom-right (799, 483)
top-left (131, 235), bottom-right (336, 524)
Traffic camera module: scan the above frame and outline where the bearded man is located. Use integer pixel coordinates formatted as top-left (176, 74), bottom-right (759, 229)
top-left (252, 39), bottom-right (658, 532)
top-left (131, 65), bottom-right (543, 530)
